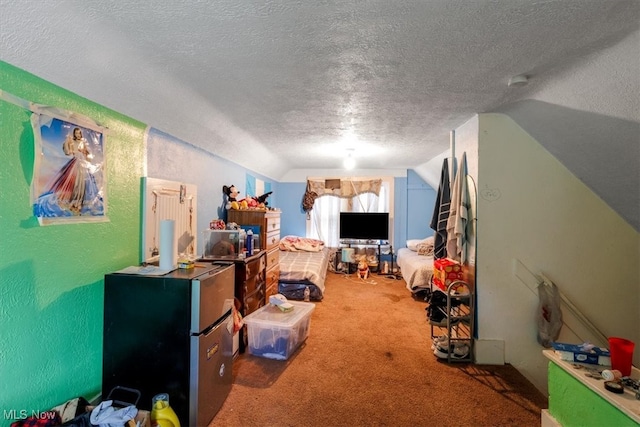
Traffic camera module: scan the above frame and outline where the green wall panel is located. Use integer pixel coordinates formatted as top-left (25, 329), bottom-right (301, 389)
top-left (548, 362), bottom-right (636, 427)
top-left (0, 61), bottom-right (146, 426)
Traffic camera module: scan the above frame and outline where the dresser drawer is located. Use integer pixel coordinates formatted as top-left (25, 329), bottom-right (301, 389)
top-left (265, 264), bottom-right (280, 300)
top-left (265, 215), bottom-right (280, 233)
top-left (242, 274), bottom-right (263, 296)
top-left (265, 282), bottom-right (278, 301)
top-left (244, 287), bottom-right (265, 316)
top-left (265, 230), bottom-right (280, 251)
top-left (266, 248), bottom-right (280, 271)
top-left (244, 253), bottom-right (265, 278)
top-left (266, 264), bottom-right (280, 288)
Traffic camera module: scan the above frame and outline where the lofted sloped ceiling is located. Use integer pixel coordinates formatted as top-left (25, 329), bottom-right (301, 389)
top-left (1, 0), bottom-right (639, 228)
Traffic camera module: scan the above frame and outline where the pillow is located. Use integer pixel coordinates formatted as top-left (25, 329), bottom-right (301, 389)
top-left (417, 243), bottom-right (434, 256)
top-left (407, 236), bottom-right (434, 251)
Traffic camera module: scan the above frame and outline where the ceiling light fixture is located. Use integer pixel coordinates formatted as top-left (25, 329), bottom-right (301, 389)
top-left (343, 150), bottom-right (356, 170)
top-left (508, 74), bottom-right (529, 88)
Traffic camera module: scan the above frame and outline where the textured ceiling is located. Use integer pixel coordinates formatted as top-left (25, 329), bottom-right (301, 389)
top-left (1, 0), bottom-right (638, 181)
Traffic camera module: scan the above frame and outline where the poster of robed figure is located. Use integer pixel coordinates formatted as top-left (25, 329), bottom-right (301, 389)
top-left (31, 113), bottom-right (107, 225)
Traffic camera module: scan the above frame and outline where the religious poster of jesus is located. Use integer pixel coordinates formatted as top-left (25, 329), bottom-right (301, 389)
top-left (31, 114), bottom-right (107, 225)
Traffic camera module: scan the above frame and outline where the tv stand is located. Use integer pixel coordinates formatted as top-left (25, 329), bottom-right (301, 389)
top-left (339, 240), bottom-right (400, 279)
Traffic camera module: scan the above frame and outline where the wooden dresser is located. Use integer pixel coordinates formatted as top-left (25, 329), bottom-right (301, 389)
top-left (229, 252), bottom-right (266, 352)
top-left (227, 209), bottom-right (280, 302)
top-left (228, 210), bottom-right (281, 301)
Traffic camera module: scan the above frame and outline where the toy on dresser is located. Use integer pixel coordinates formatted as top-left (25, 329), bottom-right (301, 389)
top-left (223, 184), bottom-right (274, 211)
top-left (222, 185), bottom-right (240, 210)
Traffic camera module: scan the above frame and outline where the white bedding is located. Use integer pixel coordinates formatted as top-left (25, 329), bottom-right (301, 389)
top-left (278, 247), bottom-right (331, 299)
top-left (397, 247), bottom-right (434, 292)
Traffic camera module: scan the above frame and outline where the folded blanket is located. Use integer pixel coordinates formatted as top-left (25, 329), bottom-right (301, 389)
top-left (279, 235), bottom-right (325, 252)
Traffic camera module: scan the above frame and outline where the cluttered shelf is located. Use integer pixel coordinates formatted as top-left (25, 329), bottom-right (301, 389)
top-left (338, 239), bottom-right (396, 276)
top-left (543, 349), bottom-right (640, 425)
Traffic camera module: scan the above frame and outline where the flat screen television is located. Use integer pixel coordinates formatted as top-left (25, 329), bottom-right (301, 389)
top-left (339, 212), bottom-right (389, 241)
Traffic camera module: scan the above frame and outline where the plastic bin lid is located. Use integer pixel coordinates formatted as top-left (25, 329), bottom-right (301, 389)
top-left (243, 301), bottom-right (315, 327)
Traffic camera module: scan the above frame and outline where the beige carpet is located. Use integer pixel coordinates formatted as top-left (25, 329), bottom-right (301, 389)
top-left (210, 271), bottom-right (547, 427)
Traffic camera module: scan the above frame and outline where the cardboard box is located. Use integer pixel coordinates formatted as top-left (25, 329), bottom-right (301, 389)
top-left (243, 301), bottom-right (315, 360)
top-left (433, 258), bottom-right (463, 291)
top-left (135, 409), bottom-right (151, 427)
top-left (552, 342), bottom-right (611, 366)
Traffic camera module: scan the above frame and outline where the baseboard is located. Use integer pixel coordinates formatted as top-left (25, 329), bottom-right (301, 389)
top-left (475, 339), bottom-right (505, 364)
top-left (541, 409), bottom-right (562, 427)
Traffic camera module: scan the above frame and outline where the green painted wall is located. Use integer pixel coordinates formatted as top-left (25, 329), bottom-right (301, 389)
top-left (548, 363), bottom-right (637, 427)
top-left (0, 61), bottom-right (146, 425)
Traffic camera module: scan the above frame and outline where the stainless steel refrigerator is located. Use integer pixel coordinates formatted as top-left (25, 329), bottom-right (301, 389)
top-left (103, 263), bottom-right (234, 426)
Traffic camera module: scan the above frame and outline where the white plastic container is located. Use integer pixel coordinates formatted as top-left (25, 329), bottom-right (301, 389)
top-left (243, 301), bottom-right (315, 360)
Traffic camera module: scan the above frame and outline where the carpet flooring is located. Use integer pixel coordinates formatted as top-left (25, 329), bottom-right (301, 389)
top-left (209, 270), bottom-right (548, 427)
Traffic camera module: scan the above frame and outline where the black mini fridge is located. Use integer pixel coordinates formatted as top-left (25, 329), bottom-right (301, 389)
top-left (103, 263), bottom-right (234, 426)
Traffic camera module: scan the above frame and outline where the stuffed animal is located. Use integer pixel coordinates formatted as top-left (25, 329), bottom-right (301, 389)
top-left (240, 196), bottom-right (259, 208)
top-left (209, 219), bottom-right (225, 230)
top-left (357, 256), bottom-right (370, 280)
top-left (253, 191), bottom-right (273, 207)
top-left (222, 185), bottom-right (240, 209)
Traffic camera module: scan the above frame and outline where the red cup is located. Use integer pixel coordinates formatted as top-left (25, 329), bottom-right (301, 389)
top-left (608, 337), bottom-right (635, 377)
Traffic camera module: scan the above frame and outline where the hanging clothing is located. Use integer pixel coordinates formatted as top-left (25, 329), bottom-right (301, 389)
top-left (446, 152), bottom-right (469, 263)
top-left (429, 158), bottom-right (451, 259)
top-left (302, 180), bottom-right (318, 213)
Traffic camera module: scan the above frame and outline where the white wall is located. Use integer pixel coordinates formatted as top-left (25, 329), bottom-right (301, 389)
top-left (413, 150), bottom-right (450, 190)
top-left (472, 113), bottom-right (639, 394)
top-left (146, 128), bottom-right (274, 257)
top-left (497, 28), bottom-right (640, 233)
top-left (530, 29), bottom-right (639, 124)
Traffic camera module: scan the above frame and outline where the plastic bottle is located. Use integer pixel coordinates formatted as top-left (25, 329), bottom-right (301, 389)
top-left (238, 229), bottom-right (246, 258)
top-left (246, 229), bottom-right (253, 256)
top-left (303, 286), bottom-right (310, 302)
top-left (150, 393), bottom-right (180, 427)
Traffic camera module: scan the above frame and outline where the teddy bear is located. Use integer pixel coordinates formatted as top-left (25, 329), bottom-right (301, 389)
top-left (222, 185), bottom-right (240, 210)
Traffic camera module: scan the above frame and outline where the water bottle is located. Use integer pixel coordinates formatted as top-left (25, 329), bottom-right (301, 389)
top-left (246, 229), bottom-right (254, 256)
top-left (304, 286), bottom-right (310, 302)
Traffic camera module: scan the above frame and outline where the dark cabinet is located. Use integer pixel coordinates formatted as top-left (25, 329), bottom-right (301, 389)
top-left (102, 264), bottom-right (235, 426)
top-left (229, 252), bottom-right (266, 352)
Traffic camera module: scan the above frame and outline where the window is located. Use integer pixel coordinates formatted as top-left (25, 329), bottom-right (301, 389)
top-left (307, 178), bottom-right (393, 247)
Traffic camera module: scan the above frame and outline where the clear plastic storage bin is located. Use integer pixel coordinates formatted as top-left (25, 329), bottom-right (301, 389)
top-left (243, 301), bottom-right (315, 360)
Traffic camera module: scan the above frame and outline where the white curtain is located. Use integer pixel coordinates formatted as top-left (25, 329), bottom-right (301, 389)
top-left (309, 181), bottom-right (389, 247)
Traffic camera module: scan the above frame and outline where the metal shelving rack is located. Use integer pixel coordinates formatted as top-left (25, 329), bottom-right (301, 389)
top-left (430, 279), bottom-right (474, 362)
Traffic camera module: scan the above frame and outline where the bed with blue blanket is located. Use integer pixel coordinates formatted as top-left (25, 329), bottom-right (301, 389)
top-left (277, 236), bottom-right (331, 301)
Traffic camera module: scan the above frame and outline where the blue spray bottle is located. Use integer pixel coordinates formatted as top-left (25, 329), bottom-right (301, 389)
top-left (246, 229), bottom-right (253, 256)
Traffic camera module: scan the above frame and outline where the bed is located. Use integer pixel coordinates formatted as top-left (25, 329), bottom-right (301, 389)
top-left (396, 237), bottom-right (435, 293)
top-left (278, 236), bottom-right (332, 301)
